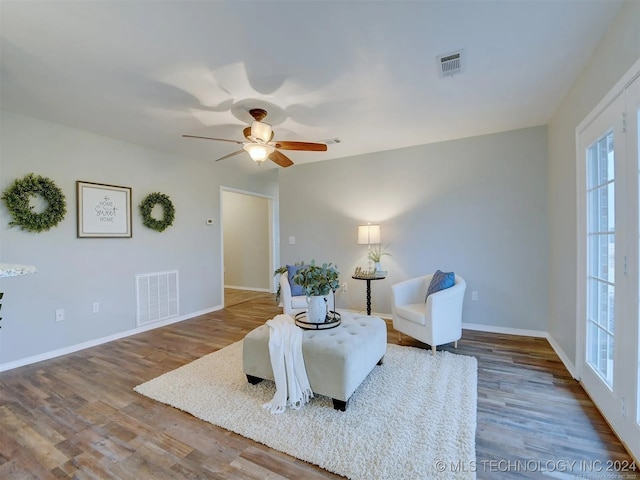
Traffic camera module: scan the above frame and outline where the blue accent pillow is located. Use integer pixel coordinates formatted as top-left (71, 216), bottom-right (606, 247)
top-left (425, 270), bottom-right (455, 301)
top-left (287, 264), bottom-right (305, 296)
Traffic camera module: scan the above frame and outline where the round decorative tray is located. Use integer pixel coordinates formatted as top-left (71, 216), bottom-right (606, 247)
top-left (294, 311), bottom-right (341, 330)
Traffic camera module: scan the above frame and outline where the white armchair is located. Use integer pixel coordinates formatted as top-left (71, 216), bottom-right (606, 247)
top-left (391, 273), bottom-right (466, 355)
top-left (280, 272), bottom-right (335, 316)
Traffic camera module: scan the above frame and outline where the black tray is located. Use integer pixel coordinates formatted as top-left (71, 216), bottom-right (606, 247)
top-left (294, 311), bottom-right (341, 330)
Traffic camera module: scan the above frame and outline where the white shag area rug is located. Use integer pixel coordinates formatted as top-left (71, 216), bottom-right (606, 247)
top-left (135, 341), bottom-right (478, 480)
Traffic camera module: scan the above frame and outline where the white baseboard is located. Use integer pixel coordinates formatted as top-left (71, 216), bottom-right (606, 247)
top-left (3, 305), bottom-right (580, 384)
top-left (462, 322), bottom-right (547, 338)
top-left (338, 308), bottom-right (392, 320)
top-left (341, 313), bottom-right (548, 336)
top-left (340, 310), bottom-right (580, 382)
top-left (0, 304), bottom-right (224, 372)
top-left (224, 285), bottom-right (271, 292)
top-left (462, 322), bottom-right (578, 380)
top-left (545, 333), bottom-right (578, 380)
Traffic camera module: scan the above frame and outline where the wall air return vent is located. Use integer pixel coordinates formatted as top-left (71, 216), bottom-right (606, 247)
top-left (437, 49), bottom-right (464, 77)
top-left (136, 270), bottom-right (179, 326)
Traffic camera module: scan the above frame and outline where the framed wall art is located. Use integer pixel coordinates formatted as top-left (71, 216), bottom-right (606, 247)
top-left (77, 181), bottom-right (132, 238)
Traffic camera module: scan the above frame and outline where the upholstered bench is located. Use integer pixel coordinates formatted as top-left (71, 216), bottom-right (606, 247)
top-left (242, 312), bottom-right (387, 411)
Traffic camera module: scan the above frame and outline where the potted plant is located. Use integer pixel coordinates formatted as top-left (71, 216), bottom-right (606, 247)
top-left (367, 245), bottom-right (391, 272)
top-left (293, 260), bottom-right (340, 323)
top-left (292, 260), bottom-right (340, 296)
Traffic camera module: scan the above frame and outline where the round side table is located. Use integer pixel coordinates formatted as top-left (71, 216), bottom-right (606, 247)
top-left (351, 275), bottom-right (386, 315)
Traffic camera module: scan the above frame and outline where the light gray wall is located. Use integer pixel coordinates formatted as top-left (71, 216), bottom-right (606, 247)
top-left (5, 1), bottom-right (634, 369)
top-left (222, 190), bottom-right (271, 290)
top-left (547, 0), bottom-right (640, 364)
top-left (0, 111), bottom-right (278, 366)
top-left (279, 126), bottom-right (549, 331)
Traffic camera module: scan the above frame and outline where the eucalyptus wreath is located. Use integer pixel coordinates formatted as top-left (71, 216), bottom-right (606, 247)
top-left (139, 192), bottom-right (175, 232)
top-left (1, 173), bottom-right (67, 232)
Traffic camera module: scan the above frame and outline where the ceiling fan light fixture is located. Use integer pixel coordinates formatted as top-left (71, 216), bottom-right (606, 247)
top-left (244, 143), bottom-right (275, 163)
top-left (183, 107), bottom-right (325, 168)
top-left (250, 121), bottom-right (272, 142)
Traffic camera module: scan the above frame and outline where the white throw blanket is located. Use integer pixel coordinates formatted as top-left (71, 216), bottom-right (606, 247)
top-left (263, 314), bottom-right (313, 414)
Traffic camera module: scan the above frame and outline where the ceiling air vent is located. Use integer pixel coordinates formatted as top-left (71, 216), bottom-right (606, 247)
top-left (437, 50), bottom-right (464, 78)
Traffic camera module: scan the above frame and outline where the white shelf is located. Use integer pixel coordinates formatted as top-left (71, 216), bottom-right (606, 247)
top-left (0, 263), bottom-right (37, 278)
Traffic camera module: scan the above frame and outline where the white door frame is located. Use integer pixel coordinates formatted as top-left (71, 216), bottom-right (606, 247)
top-left (575, 59), bottom-right (640, 378)
top-left (220, 186), bottom-right (278, 305)
top-left (575, 58), bottom-right (640, 462)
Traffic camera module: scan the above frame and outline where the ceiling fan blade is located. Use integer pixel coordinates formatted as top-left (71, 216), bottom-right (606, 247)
top-left (274, 141), bottom-right (328, 151)
top-left (183, 134), bottom-right (243, 145)
top-left (269, 149), bottom-right (294, 168)
top-left (214, 149), bottom-right (245, 162)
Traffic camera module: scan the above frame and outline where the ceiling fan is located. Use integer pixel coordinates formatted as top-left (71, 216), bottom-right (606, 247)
top-left (182, 108), bottom-right (328, 167)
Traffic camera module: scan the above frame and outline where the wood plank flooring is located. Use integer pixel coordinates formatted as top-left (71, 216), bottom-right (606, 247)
top-left (224, 288), bottom-right (273, 308)
top-left (1, 292), bottom-right (637, 479)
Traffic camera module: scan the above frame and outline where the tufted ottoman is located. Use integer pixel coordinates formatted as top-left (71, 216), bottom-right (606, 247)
top-left (242, 312), bottom-right (387, 411)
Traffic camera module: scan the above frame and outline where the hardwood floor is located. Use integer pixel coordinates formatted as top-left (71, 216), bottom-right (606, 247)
top-left (1, 294), bottom-right (637, 479)
top-left (224, 288), bottom-right (273, 308)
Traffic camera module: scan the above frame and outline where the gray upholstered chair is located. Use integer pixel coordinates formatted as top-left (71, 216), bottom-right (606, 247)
top-left (391, 273), bottom-right (466, 354)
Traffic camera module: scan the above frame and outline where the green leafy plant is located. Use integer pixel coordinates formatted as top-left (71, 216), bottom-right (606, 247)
top-left (292, 260), bottom-right (340, 297)
top-left (1, 173), bottom-right (67, 233)
top-left (274, 265), bottom-right (290, 304)
top-left (367, 245), bottom-right (391, 263)
top-left (140, 192), bottom-right (175, 232)
top-left (274, 266), bottom-right (288, 276)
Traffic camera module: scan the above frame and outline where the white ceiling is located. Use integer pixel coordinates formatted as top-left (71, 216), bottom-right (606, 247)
top-left (0, 1), bottom-right (624, 171)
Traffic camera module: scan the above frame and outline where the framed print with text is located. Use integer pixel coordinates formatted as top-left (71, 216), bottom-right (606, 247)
top-left (77, 181), bottom-right (132, 238)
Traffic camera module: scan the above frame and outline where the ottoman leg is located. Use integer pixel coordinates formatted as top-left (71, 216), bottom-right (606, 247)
top-left (377, 356), bottom-right (384, 365)
top-left (246, 374), bottom-right (263, 385)
top-left (332, 399), bottom-right (348, 411)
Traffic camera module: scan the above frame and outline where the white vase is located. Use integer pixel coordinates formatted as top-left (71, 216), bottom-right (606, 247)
top-left (306, 295), bottom-right (327, 323)
top-left (374, 261), bottom-right (382, 272)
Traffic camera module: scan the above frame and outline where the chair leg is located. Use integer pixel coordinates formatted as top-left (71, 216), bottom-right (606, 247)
top-left (454, 340), bottom-right (458, 349)
top-left (431, 345), bottom-right (436, 355)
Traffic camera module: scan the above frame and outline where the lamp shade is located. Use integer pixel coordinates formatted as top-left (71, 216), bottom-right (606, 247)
top-left (243, 143), bottom-right (274, 163)
top-left (357, 224), bottom-right (381, 245)
top-left (250, 120), bottom-right (272, 142)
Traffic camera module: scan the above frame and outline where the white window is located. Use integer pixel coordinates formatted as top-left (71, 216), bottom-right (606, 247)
top-left (586, 129), bottom-right (616, 388)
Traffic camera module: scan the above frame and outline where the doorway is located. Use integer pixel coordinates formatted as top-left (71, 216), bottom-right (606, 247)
top-left (220, 188), bottom-right (275, 307)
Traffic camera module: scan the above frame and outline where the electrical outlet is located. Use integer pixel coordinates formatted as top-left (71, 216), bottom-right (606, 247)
top-left (55, 308), bottom-right (64, 322)
top-left (471, 291), bottom-right (478, 301)
top-left (621, 397), bottom-right (626, 418)
top-left (342, 283), bottom-right (348, 292)
top-left (92, 302), bottom-right (99, 313)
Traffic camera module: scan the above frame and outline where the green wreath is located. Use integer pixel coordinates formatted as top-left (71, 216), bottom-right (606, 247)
top-left (1, 173), bottom-right (67, 233)
top-left (140, 192), bottom-right (175, 232)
